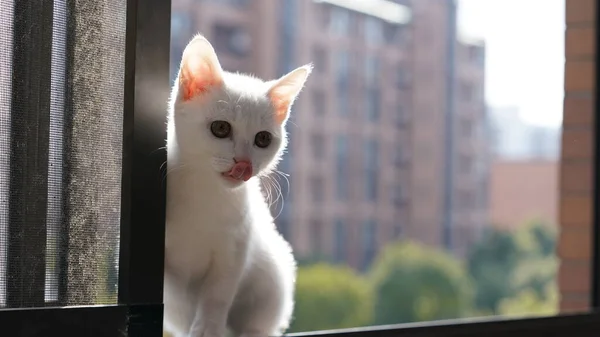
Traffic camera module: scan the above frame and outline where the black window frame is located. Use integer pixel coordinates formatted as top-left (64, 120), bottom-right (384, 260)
top-left (1, 0), bottom-right (600, 336)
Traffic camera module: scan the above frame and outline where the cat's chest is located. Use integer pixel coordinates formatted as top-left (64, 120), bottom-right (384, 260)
top-left (165, 196), bottom-right (251, 277)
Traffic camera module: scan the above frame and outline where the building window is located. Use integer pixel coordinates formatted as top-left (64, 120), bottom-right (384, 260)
top-left (456, 189), bottom-right (476, 210)
top-left (383, 22), bottom-right (397, 44)
top-left (460, 117), bottom-right (474, 137)
top-left (393, 148), bottom-right (404, 167)
top-left (334, 219), bottom-right (346, 263)
top-left (366, 87), bottom-right (380, 122)
top-left (313, 90), bottom-right (326, 116)
top-left (365, 139), bottom-right (379, 201)
top-left (365, 56), bottom-right (379, 85)
top-left (396, 66), bottom-right (408, 89)
top-left (396, 103), bottom-right (407, 126)
top-left (309, 175), bottom-right (324, 202)
top-left (171, 11), bottom-right (191, 38)
top-left (313, 46), bottom-right (327, 73)
top-left (460, 82), bottom-right (476, 102)
top-left (361, 220), bottom-right (377, 270)
top-left (212, 23), bottom-right (251, 58)
top-left (458, 154), bottom-right (473, 174)
top-left (311, 132), bottom-right (325, 159)
top-left (364, 16), bottom-right (383, 46)
top-left (365, 56), bottom-right (380, 122)
top-left (383, 21), bottom-right (408, 46)
top-left (329, 7), bottom-right (350, 35)
top-left (310, 219), bottom-right (323, 255)
top-left (336, 135), bottom-right (349, 200)
top-left (392, 184), bottom-right (405, 207)
top-left (336, 50), bottom-right (349, 116)
top-left (394, 224), bottom-right (402, 238)
top-left (468, 45), bottom-right (485, 66)
top-left (278, 0), bottom-right (297, 74)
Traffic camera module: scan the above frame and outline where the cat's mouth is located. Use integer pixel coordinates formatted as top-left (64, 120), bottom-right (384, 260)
top-left (221, 160), bottom-right (253, 182)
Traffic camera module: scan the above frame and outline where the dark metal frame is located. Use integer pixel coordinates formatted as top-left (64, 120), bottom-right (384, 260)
top-left (1, 0), bottom-right (170, 335)
top-left (1, 0), bottom-right (600, 336)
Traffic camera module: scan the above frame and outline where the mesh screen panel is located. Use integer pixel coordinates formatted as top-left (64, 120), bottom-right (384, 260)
top-left (45, 0), bottom-right (68, 304)
top-left (61, 0), bottom-right (125, 305)
top-left (0, 0), bottom-right (14, 308)
top-left (1, 0), bottom-right (126, 307)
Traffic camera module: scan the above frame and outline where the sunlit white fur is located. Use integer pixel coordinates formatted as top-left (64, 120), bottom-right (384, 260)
top-left (164, 35), bottom-right (310, 337)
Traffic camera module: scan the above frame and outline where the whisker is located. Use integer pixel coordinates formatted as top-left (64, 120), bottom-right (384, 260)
top-left (266, 171), bottom-right (286, 220)
top-left (151, 146), bottom-right (167, 156)
top-left (273, 170), bottom-right (291, 199)
top-left (161, 163), bottom-right (189, 187)
top-left (260, 175), bottom-right (273, 207)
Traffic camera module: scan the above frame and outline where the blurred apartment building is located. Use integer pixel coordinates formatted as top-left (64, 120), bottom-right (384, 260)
top-left (487, 106), bottom-right (561, 230)
top-left (170, 0), bottom-right (489, 268)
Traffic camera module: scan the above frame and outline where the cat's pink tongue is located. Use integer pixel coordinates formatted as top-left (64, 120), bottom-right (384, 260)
top-left (225, 161), bottom-right (253, 181)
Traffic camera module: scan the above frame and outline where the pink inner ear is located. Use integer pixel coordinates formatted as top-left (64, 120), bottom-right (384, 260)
top-left (180, 61), bottom-right (220, 101)
top-left (268, 66), bottom-right (310, 124)
top-left (270, 94), bottom-right (291, 122)
top-left (179, 49), bottom-right (222, 102)
top-left (269, 83), bottom-right (298, 124)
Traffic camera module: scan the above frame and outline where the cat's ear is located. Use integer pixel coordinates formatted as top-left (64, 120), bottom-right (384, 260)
top-left (179, 35), bottom-right (224, 102)
top-left (268, 64), bottom-right (312, 124)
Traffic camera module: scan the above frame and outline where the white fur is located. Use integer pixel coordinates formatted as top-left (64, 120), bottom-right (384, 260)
top-left (164, 35), bottom-right (311, 337)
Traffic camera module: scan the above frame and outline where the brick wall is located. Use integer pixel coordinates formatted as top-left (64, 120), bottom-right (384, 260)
top-left (558, 0), bottom-right (596, 313)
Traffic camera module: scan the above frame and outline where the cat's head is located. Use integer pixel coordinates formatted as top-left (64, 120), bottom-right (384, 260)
top-left (171, 34), bottom-right (311, 188)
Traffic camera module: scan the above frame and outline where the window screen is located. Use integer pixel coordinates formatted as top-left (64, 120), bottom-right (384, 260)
top-left (0, 0), bottom-right (14, 308)
top-left (1, 0), bottom-right (126, 307)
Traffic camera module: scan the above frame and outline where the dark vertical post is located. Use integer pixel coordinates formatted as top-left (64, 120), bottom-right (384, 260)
top-left (7, 0), bottom-right (54, 308)
top-left (118, 0), bottom-right (170, 312)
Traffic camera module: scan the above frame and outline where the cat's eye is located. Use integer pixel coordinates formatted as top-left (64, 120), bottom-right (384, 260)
top-left (254, 131), bottom-right (272, 148)
top-left (210, 120), bottom-right (231, 138)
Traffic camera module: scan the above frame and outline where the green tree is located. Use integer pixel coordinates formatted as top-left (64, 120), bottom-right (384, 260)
top-left (514, 220), bottom-right (557, 259)
top-left (498, 283), bottom-right (559, 317)
top-left (289, 263), bottom-right (374, 332)
top-left (468, 222), bottom-right (559, 315)
top-left (370, 241), bottom-right (474, 325)
top-left (466, 227), bottom-right (521, 313)
top-left (512, 221), bottom-right (558, 303)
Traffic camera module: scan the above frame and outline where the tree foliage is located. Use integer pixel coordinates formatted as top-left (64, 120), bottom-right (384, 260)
top-left (289, 263), bottom-right (374, 332)
top-left (514, 220), bottom-right (557, 258)
top-left (466, 227), bottom-right (520, 313)
top-left (467, 221), bottom-right (558, 314)
top-left (369, 241), bottom-right (474, 324)
top-left (512, 221), bottom-right (558, 301)
top-left (498, 283), bottom-right (559, 317)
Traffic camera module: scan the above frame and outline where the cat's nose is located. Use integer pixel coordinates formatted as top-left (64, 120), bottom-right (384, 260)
top-left (234, 157), bottom-right (251, 164)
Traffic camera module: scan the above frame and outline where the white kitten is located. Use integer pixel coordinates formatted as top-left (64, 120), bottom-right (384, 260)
top-left (163, 34), bottom-right (311, 337)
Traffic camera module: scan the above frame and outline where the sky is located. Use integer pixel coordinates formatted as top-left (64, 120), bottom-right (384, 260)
top-left (457, 0), bottom-right (565, 127)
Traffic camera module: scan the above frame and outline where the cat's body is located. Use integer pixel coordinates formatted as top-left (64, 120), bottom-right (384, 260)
top-left (164, 35), bottom-right (311, 337)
